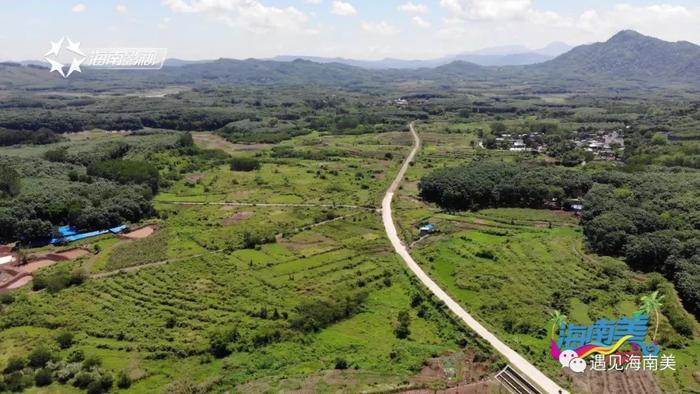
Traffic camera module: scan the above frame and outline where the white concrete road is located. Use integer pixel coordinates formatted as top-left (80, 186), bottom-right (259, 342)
top-left (381, 122), bottom-right (568, 394)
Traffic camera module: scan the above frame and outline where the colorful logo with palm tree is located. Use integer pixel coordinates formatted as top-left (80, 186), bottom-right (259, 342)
top-left (548, 291), bottom-right (664, 373)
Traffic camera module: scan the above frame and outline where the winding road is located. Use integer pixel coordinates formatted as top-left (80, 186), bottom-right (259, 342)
top-left (382, 122), bottom-right (568, 394)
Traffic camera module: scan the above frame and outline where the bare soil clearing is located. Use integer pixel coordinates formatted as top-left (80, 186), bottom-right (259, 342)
top-left (121, 225), bottom-right (157, 240)
top-left (53, 248), bottom-right (92, 260)
top-left (224, 211), bottom-right (254, 225)
top-left (20, 259), bottom-right (56, 273)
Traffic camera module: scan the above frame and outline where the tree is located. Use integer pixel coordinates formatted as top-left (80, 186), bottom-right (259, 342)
top-left (0, 165), bottom-right (21, 197)
top-left (44, 147), bottom-right (68, 162)
top-left (490, 122), bottom-right (507, 134)
top-left (179, 132), bottom-right (194, 147)
top-left (639, 291), bottom-right (664, 342)
top-left (16, 218), bottom-right (54, 243)
top-left (395, 310), bottom-right (411, 339)
top-left (230, 156), bottom-right (261, 172)
top-left (548, 310), bottom-right (567, 339)
top-left (87, 159), bottom-right (160, 193)
top-left (56, 331), bottom-right (75, 349)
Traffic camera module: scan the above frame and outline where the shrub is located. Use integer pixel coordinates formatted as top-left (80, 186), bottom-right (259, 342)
top-left (67, 349), bottom-right (85, 363)
top-left (99, 373), bottom-right (113, 390)
top-left (87, 380), bottom-right (106, 394)
top-left (82, 355), bottom-right (102, 370)
top-left (0, 293), bottom-right (14, 305)
top-left (73, 371), bottom-right (96, 389)
top-left (56, 331), bottom-right (74, 349)
top-left (28, 347), bottom-right (54, 368)
top-left (475, 250), bottom-right (497, 260)
top-left (334, 358), bottom-right (348, 370)
top-left (3, 356), bottom-right (26, 373)
top-left (230, 157), bottom-right (260, 172)
top-left (35, 368), bottom-right (53, 387)
top-left (117, 371), bottom-right (132, 389)
top-left (54, 361), bottom-right (81, 383)
top-left (3, 371), bottom-right (31, 392)
top-left (208, 328), bottom-right (238, 358)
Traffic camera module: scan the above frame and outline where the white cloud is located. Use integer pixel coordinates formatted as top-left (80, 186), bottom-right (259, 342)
top-left (332, 1), bottom-right (357, 16)
top-left (304, 0), bottom-right (322, 4)
top-left (440, 0), bottom-right (531, 21)
top-left (361, 21), bottom-right (399, 35)
top-left (162, 0), bottom-right (310, 32)
top-left (115, 4), bottom-right (128, 15)
top-left (575, 4), bottom-right (697, 40)
top-left (436, 2), bottom-right (700, 54)
top-left (411, 16), bottom-right (431, 28)
top-left (71, 3), bottom-right (86, 13)
top-left (398, 2), bottom-right (427, 14)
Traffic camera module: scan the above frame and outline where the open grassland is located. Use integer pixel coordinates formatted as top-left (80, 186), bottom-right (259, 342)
top-left (155, 131), bottom-right (410, 208)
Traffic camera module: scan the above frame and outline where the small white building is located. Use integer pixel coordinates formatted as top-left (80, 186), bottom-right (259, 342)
top-left (0, 255), bottom-right (15, 266)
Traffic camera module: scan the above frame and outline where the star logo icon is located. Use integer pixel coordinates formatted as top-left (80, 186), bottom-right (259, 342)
top-left (44, 36), bottom-right (86, 78)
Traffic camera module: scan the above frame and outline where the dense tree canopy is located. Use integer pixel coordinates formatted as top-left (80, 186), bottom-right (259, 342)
top-left (419, 162), bottom-right (592, 210)
top-left (582, 170), bottom-right (700, 317)
top-left (87, 160), bottom-right (160, 194)
top-left (0, 128), bottom-right (61, 146)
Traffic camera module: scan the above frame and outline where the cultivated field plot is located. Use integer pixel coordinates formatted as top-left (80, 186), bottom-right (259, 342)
top-left (394, 124), bottom-right (700, 393)
top-left (0, 214), bottom-right (493, 392)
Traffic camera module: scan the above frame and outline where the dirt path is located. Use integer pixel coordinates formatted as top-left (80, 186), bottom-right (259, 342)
top-left (159, 201), bottom-right (379, 211)
top-left (90, 251), bottom-right (218, 279)
top-left (382, 122), bottom-right (567, 394)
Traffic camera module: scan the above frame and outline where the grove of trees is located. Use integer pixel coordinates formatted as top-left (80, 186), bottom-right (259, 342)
top-left (419, 161), bottom-right (592, 210)
top-left (581, 170), bottom-right (700, 318)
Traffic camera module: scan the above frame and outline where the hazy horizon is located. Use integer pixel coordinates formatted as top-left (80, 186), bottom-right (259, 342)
top-left (2, 0), bottom-right (700, 62)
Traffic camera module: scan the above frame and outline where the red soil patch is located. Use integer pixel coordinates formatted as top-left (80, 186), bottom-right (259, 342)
top-left (5, 276), bottom-right (32, 290)
top-left (186, 172), bottom-right (206, 183)
top-left (0, 267), bottom-right (30, 291)
top-left (122, 225), bottom-right (157, 240)
top-left (224, 211), bottom-right (254, 225)
top-left (54, 248), bottom-right (91, 260)
top-left (0, 270), bottom-right (15, 285)
top-left (402, 381), bottom-right (497, 394)
top-left (19, 259), bottom-right (57, 273)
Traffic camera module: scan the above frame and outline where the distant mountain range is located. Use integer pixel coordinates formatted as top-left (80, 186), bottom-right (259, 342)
top-left (272, 42), bottom-right (572, 68)
top-left (536, 30), bottom-right (700, 82)
top-left (2, 31), bottom-right (699, 88)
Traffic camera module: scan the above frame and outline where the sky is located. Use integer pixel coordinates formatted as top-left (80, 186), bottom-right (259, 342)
top-left (2, 0), bottom-right (700, 61)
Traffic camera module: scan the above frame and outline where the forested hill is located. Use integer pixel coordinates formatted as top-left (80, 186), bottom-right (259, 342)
top-left (535, 30), bottom-right (700, 83)
top-left (3, 30), bottom-right (700, 90)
